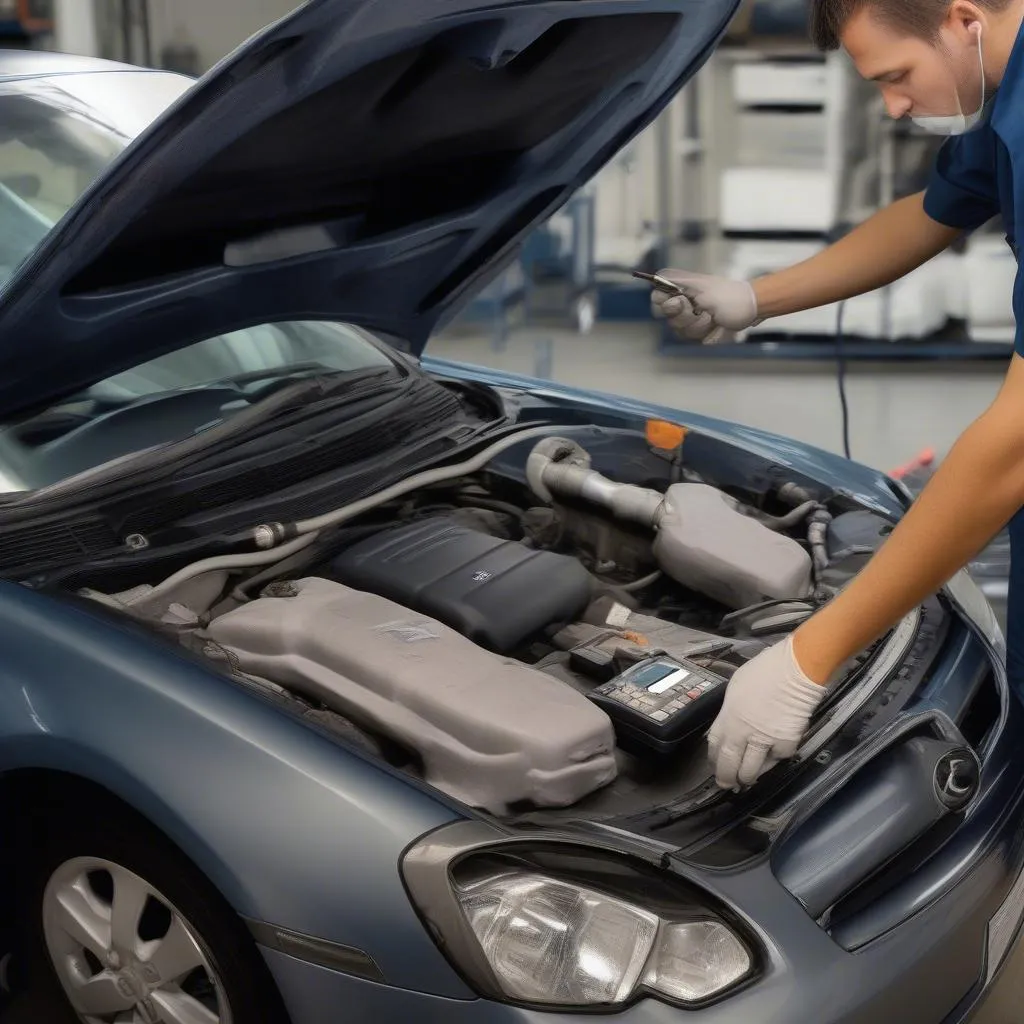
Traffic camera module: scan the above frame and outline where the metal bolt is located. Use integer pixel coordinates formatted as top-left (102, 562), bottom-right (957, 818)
top-left (815, 751), bottom-right (832, 765)
top-left (253, 524), bottom-right (279, 550)
top-left (124, 533), bottom-right (149, 551)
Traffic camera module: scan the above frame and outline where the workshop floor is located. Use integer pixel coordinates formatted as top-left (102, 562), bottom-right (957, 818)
top-left (430, 320), bottom-right (1006, 471)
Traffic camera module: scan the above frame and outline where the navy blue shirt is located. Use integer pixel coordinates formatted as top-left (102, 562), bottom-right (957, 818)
top-left (923, 18), bottom-right (1024, 350)
top-left (923, 21), bottom-right (1024, 683)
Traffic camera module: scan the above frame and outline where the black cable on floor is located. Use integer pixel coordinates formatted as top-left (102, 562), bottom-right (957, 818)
top-left (835, 299), bottom-right (851, 460)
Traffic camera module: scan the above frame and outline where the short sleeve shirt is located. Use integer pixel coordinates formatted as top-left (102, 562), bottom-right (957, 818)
top-left (923, 18), bottom-right (1024, 350)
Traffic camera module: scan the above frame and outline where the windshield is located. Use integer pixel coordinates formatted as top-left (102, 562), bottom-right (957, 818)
top-left (0, 70), bottom-right (190, 287)
top-left (0, 319), bottom-right (398, 492)
top-left (0, 70), bottom-right (416, 494)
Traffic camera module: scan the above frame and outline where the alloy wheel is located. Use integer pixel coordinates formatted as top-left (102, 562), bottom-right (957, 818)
top-left (42, 856), bottom-right (231, 1024)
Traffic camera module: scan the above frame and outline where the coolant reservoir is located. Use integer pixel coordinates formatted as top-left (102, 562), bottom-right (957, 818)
top-left (654, 483), bottom-right (813, 609)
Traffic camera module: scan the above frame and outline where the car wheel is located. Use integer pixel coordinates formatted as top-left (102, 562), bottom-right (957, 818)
top-left (27, 808), bottom-right (289, 1024)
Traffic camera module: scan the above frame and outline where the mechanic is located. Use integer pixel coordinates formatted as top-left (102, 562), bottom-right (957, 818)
top-left (648, 0), bottom-right (1024, 790)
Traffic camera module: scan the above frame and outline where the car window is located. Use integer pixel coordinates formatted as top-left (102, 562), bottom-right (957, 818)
top-left (98, 320), bottom-right (394, 398)
top-left (0, 72), bottom-right (190, 288)
top-left (0, 319), bottom-right (399, 492)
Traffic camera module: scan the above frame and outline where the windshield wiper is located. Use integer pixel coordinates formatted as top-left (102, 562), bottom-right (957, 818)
top-left (238, 365), bottom-right (401, 413)
top-left (202, 362), bottom-right (381, 397)
top-left (0, 367), bottom-right (404, 511)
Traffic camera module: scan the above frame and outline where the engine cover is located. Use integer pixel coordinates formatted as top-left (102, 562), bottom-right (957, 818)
top-left (205, 577), bottom-right (617, 813)
top-left (330, 518), bottom-right (593, 652)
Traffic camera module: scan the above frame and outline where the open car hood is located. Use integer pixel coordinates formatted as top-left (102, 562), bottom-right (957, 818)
top-left (0, 0), bottom-right (737, 418)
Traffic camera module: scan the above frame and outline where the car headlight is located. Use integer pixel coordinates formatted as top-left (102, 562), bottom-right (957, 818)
top-left (402, 822), bottom-right (756, 1010)
top-left (460, 872), bottom-right (657, 1004)
top-left (458, 870), bottom-right (750, 1006)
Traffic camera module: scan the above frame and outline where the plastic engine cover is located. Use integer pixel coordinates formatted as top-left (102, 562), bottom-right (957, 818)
top-left (205, 578), bottom-right (617, 813)
top-left (330, 517), bottom-right (593, 652)
top-left (654, 483), bottom-right (813, 609)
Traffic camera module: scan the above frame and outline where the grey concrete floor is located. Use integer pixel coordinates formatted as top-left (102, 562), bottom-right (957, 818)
top-left (431, 320), bottom-right (1007, 472)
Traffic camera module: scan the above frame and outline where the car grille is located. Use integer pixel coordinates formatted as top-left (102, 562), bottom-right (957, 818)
top-left (957, 668), bottom-right (1001, 752)
top-left (818, 622), bottom-right (1001, 949)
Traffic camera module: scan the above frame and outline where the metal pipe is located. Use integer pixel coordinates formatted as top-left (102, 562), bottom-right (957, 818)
top-left (759, 500), bottom-right (818, 531)
top-left (526, 437), bottom-right (664, 526)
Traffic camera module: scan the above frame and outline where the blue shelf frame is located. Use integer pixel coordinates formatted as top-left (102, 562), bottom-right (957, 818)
top-left (658, 328), bottom-right (1014, 363)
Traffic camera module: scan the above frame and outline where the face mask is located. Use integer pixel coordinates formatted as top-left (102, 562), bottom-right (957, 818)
top-left (911, 23), bottom-right (986, 135)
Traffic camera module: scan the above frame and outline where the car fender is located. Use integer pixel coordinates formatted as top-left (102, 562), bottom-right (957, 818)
top-left (0, 580), bottom-right (475, 998)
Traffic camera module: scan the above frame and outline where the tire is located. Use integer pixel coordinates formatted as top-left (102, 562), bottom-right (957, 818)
top-left (24, 800), bottom-right (290, 1024)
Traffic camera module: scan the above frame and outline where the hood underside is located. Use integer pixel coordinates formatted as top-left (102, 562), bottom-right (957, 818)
top-left (0, 0), bottom-right (737, 419)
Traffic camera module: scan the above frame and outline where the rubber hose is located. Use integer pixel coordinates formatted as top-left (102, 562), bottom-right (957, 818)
top-left (142, 532), bottom-right (321, 605)
top-left (807, 508), bottom-right (832, 574)
top-left (291, 424), bottom-right (582, 536)
top-left (614, 569), bottom-right (663, 592)
top-left (759, 500), bottom-right (818, 531)
top-left (230, 523), bottom-right (386, 600)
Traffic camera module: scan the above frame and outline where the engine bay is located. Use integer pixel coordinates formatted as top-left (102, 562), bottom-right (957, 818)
top-left (73, 423), bottom-right (902, 818)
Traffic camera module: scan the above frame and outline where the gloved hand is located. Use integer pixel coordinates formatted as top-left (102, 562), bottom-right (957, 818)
top-left (650, 269), bottom-right (760, 342)
top-left (706, 636), bottom-right (827, 789)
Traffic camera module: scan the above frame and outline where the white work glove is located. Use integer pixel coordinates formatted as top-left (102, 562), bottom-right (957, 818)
top-left (650, 269), bottom-right (760, 342)
top-left (706, 636), bottom-right (827, 790)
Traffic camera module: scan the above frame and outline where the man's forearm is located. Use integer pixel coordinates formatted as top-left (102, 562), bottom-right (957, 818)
top-left (793, 361), bottom-right (1024, 682)
top-left (752, 192), bottom-right (961, 319)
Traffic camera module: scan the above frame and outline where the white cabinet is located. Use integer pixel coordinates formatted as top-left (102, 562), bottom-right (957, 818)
top-left (720, 167), bottom-right (837, 233)
top-left (706, 48), bottom-right (863, 236)
top-left (963, 233), bottom-right (1017, 341)
top-left (731, 59), bottom-right (830, 106)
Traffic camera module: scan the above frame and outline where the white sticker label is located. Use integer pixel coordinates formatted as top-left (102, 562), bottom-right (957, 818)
top-left (605, 602), bottom-right (631, 629)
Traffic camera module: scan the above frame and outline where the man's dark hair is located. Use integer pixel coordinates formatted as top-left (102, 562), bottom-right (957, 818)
top-left (810, 0), bottom-right (1011, 50)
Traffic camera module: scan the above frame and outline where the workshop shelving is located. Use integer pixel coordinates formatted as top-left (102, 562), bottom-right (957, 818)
top-left (693, 43), bottom-right (873, 274)
top-left (656, 39), bottom-right (1002, 362)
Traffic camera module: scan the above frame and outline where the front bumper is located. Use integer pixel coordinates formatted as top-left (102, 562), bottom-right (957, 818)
top-left (260, 832), bottom-right (1024, 1024)
top-left (264, 695), bottom-right (1024, 1024)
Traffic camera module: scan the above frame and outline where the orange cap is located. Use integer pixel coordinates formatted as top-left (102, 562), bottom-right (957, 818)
top-left (645, 419), bottom-right (688, 451)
